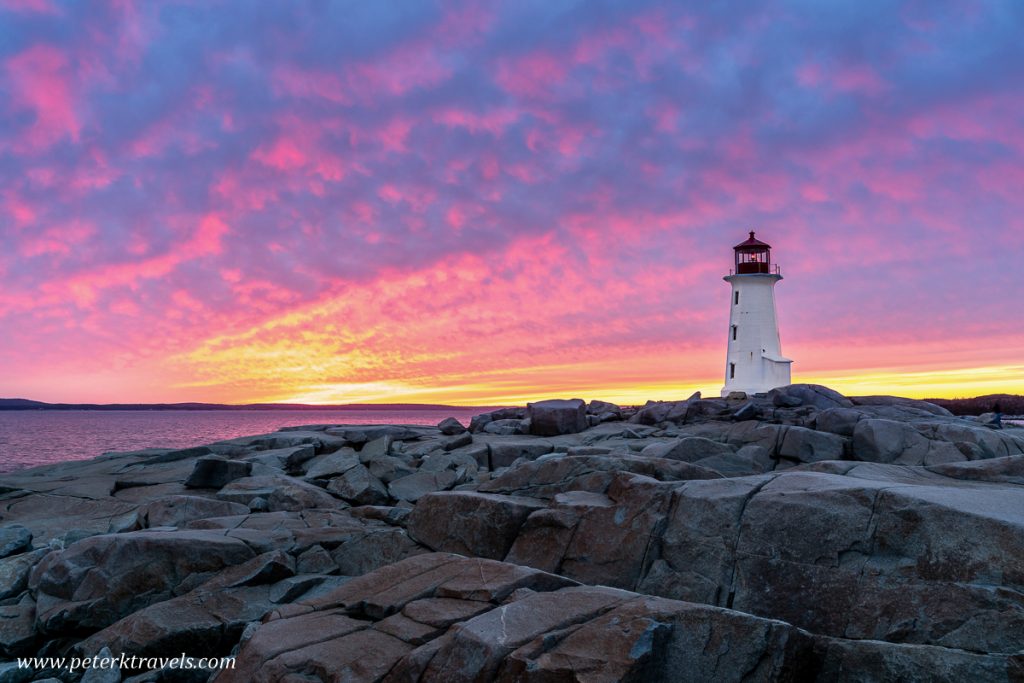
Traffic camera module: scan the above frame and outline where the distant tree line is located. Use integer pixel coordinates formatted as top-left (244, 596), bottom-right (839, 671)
top-left (926, 394), bottom-right (1024, 416)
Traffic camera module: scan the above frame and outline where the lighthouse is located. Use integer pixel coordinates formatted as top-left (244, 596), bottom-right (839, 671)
top-left (721, 231), bottom-right (792, 397)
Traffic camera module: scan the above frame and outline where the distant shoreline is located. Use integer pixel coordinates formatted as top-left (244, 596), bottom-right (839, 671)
top-left (0, 399), bottom-right (500, 412)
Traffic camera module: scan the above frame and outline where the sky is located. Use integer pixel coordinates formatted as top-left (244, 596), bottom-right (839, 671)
top-left (1, 0), bottom-right (1022, 406)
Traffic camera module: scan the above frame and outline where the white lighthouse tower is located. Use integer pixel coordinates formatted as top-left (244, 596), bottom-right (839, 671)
top-left (721, 231), bottom-right (792, 397)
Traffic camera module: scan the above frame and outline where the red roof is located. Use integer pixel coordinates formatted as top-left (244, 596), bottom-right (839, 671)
top-left (734, 230), bottom-right (771, 250)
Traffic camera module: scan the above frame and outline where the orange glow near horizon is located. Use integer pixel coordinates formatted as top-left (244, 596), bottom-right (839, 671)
top-left (3, 2), bottom-right (1023, 406)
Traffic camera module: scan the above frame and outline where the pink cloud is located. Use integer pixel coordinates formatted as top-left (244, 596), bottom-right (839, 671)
top-left (0, 0), bottom-right (61, 14)
top-left (495, 51), bottom-right (568, 99)
top-left (434, 107), bottom-right (519, 135)
top-left (43, 213), bottom-right (229, 308)
top-left (4, 44), bottom-right (80, 150)
top-left (19, 220), bottom-right (95, 257)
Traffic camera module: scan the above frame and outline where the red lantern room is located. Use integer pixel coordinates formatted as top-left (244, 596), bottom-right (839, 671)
top-left (733, 231), bottom-right (774, 274)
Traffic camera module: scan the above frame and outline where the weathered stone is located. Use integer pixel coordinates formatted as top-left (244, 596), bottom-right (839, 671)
top-left (527, 399), bottom-right (587, 436)
top-left (330, 527), bottom-right (426, 576)
top-left (139, 496), bottom-right (251, 528)
top-left (401, 597), bottom-right (491, 628)
top-left (408, 492), bottom-right (545, 560)
top-left (388, 470), bottom-right (458, 502)
top-left (815, 407), bottom-right (863, 436)
top-left (482, 418), bottom-right (526, 435)
top-left (441, 432), bottom-right (472, 451)
top-left (586, 399), bottom-right (622, 419)
top-left (481, 454), bottom-right (719, 500)
top-left (216, 474), bottom-right (341, 511)
top-left (269, 575), bottom-right (332, 604)
top-left (302, 448), bottom-right (360, 479)
top-left (366, 455), bottom-right (417, 483)
top-left (0, 662), bottom-right (32, 683)
top-left (0, 527), bottom-right (32, 559)
top-left (359, 436), bottom-right (392, 462)
top-left (733, 401), bottom-right (760, 421)
top-left (631, 399), bottom-right (693, 425)
top-left (499, 595), bottom-right (816, 683)
top-left (851, 418), bottom-right (964, 465)
top-left (927, 454), bottom-right (1024, 485)
top-left (641, 437), bottom-right (735, 462)
top-left (184, 456), bottom-right (252, 489)
top-left (769, 388), bottom-right (803, 407)
top-left (80, 646), bottom-right (119, 683)
top-left (326, 464), bottom-right (389, 506)
top-left (0, 594), bottom-right (35, 656)
top-left (437, 417), bottom-right (467, 435)
top-left (851, 394), bottom-right (954, 417)
top-left (30, 530), bottom-right (256, 633)
top-left (545, 475), bottom-right (675, 590)
top-left (814, 634), bottom-right (1017, 682)
top-left (295, 545), bottom-right (337, 575)
top-left (486, 439), bottom-right (555, 469)
top-left (0, 548), bottom-right (48, 601)
top-left (778, 425), bottom-right (846, 463)
top-left (76, 584), bottom-right (274, 660)
top-left (325, 423), bottom-right (425, 446)
top-left (421, 585), bottom-right (635, 680)
top-left (771, 384), bottom-right (854, 410)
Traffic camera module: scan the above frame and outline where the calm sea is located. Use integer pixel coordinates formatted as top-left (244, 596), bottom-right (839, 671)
top-left (0, 408), bottom-right (488, 473)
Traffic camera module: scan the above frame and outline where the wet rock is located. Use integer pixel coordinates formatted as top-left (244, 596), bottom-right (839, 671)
top-left (184, 456), bottom-right (252, 489)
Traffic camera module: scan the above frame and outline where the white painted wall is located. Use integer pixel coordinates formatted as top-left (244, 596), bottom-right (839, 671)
top-left (721, 273), bottom-right (792, 396)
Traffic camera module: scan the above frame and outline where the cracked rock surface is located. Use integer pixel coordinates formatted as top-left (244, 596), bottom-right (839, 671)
top-left (1, 384), bottom-right (1023, 681)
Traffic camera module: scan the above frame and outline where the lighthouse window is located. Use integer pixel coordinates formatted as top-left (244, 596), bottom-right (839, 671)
top-left (734, 291), bottom-right (739, 305)
top-left (732, 325), bottom-right (737, 340)
top-left (730, 363), bottom-right (735, 379)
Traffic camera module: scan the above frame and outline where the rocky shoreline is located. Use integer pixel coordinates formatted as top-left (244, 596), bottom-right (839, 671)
top-left (1, 384), bottom-right (1023, 681)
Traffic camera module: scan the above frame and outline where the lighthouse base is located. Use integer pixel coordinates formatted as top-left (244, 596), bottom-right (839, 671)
top-left (721, 355), bottom-right (792, 397)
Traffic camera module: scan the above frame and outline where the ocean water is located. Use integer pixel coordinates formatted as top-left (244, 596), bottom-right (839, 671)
top-left (0, 408), bottom-right (488, 473)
